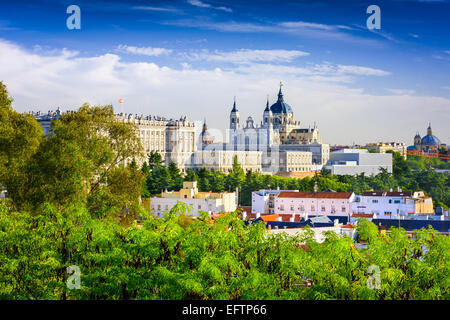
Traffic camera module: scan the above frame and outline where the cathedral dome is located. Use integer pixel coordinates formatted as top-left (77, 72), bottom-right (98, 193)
top-left (421, 134), bottom-right (441, 146)
top-left (421, 123), bottom-right (441, 146)
top-left (270, 85), bottom-right (293, 114)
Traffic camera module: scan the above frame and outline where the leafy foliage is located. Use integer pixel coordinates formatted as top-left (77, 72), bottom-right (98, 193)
top-left (0, 202), bottom-right (448, 300)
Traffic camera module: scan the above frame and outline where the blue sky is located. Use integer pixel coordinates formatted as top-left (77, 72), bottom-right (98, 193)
top-left (0, 0), bottom-right (449, 145)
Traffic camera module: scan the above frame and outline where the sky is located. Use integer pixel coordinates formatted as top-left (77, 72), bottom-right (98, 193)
top-left (0, 0), bottom-right (449, 145)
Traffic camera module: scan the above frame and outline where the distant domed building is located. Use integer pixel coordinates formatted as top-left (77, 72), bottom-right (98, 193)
top-left (199, 119), bottom-right (214, 147)
top-left (408, 123), bottom-right (447, 152)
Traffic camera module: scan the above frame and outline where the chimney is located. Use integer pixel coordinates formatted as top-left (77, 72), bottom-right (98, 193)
top-left (256, 212), bottom-right (261, 219)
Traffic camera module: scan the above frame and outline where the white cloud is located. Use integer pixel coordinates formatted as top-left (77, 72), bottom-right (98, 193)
top-left (0, 39), bottom-right (448, 145)
top-left (163, 20), bottom-right (382, 47)
top-left (131, 6), bottom-right (181, 13)
top-left (187, 0), bottom-right (232, 12)
top-left (386, 88), bottom-right (416, 95)
top-left (337, 65), bottom-right (391, 76)
top-left (280, 21), bottom-right (334, 30)
top-left (184, 49), bottom-right (309, 64)
top-left (116, 45), bottom-right (172, 56)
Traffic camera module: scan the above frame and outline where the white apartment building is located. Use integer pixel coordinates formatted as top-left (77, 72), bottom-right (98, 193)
top-left (351, 190), bottom-right (434, 218)
top-left (150, 181), bottom-right (237, 218)
top-left (252, 190), bottom-right (356, 218)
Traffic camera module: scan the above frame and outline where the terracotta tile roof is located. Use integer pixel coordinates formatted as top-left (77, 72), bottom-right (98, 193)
top-left (261, 214), bottom-right (280, 222)
top-left (237, 206), bottom-right (252, 213)
top-left (277, 191), bottom-right (353, 199)
top-left (341, 223), bottom-right (356, 229)
top-left (278, 214), bottom-right (303, 222)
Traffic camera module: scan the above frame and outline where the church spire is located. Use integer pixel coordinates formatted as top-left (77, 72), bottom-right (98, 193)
top-left (231, 96), bottom-right (238, 112)
top-left (427, 122), bottom-right (432, 136)
top-left (277, 81), bottom-right (284, 101)
top-left (264, 95), bottom-right (270, 111)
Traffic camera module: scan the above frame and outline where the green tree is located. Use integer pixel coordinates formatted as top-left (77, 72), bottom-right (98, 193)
top-left (9, 104), bottom-right (145, 223)
top-left (148, 151), bottom-right (163, 169)
top-left (168, 162), bottom-right (183, 191)
top-left (0, 83), bottom-right (43, 208)
top-left (0, 81), bottom-right (13, 107)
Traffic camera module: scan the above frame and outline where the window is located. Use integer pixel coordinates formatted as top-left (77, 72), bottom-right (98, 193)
top-left (394, 200), bottom-right (401, 204)
top-left (290, 205), bottom-right (294, 211)
top-left (157, 205), bottom-right (161, 210)
top-left (300, 205), bottom-right (305, 212)
top-left (372, 199), bottom-right (378, 203)
top-left (342, 207), bottom-right (346, 212)
top-left (311, 205), bottom-right (315, 212)
top-left (321, 206), bottom-right (326, 212)
top-left (198, 205), bottom-right (201, 209)
top-left (280, 205), bottom-right (285, 211)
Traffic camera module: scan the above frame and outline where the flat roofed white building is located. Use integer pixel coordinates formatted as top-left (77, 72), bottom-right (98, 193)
top-left (150, 181), bottom-right (237, 218)
top-left (351, 190), bottom-right (434, 218)
top-left (324, 148), bottom-right (392, 176)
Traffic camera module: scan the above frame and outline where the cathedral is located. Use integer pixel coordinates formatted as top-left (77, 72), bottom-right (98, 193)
top-left (408, 123), bottom-right (447, 153)
top-left (226, 84), bottom-right (329, 167)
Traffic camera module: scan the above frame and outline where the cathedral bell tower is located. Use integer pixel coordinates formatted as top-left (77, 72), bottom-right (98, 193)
top-left (263, 95), bottom-right (273, 128)
top-left (230, 96), bottom-right (240, 130)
